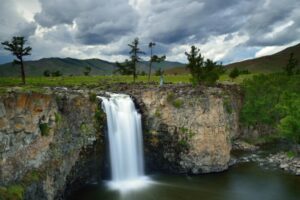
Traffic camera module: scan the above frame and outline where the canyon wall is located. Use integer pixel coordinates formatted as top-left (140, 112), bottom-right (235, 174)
top-left (0, 84), bottom-right (241, 199)
top-left (129, 85), bottom-right (241, 174)
top-left (0, 90), bottom-right (105, 200)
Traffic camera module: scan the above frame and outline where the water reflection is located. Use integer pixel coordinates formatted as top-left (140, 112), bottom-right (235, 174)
top-left (68, 163), bottom-right (300, 200)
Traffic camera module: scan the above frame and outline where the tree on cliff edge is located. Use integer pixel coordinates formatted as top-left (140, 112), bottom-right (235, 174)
top-left (185, 46), bottom-right (223, 85)
top-left (115, 38), bottom-right (144, 82)
top-left (2, 36), bottom-right (32, 84)
top-left (148, 42), bottom-right (166, 82)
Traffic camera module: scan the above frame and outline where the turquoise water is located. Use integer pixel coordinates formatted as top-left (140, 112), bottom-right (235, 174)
top-left (68, 163), bottom-right (300, 200)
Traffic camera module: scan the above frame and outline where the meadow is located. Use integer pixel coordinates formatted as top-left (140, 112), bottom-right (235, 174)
top-left (0, 73), bottom-right (254, 89)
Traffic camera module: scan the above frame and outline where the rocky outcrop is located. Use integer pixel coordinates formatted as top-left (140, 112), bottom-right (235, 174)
top-left (129, 85), bottom-right (241, 174)
top-left (0, 90), bottom-right (105, 200)
top-left (0, 84), bottom-right (242, 199)
top-left (268, 153), bottom-right (300, 175)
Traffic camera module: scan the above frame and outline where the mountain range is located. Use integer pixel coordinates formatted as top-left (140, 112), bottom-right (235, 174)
top-left (1, 43), bottom-right (299, 77)
top-left (0, 57), bottom-right (184, 77)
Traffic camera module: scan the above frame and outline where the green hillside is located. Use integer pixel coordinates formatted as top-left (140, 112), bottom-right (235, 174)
top-left (226, 43), bottom-right (300, 73)
top-left (0, 57), bottom-right (117, 77)
top-left (0, 57), bottom-right (184, 77)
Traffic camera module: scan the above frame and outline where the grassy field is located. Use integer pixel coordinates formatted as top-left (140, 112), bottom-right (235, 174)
top-left (0, 74), bottom-right (255, 93)
top-left (219, 73), bottom-right (257, 84)
top-left (0, 75), bottom-right (191, 87)
top-left (0, 74), bottom-right (257, 85)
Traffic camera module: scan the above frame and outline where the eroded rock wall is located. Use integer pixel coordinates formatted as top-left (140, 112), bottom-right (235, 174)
top-left (130, 85), bottom-right (241, 174)
top-left (0, 84), bottom-right (241, 199)
top-left (0, 91), bottom-right (104, 200)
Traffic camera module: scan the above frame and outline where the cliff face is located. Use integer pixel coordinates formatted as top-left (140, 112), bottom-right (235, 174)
top-left (0, 91), bottom-right (105, 200)
top-left (131, 85), bottom-right (240, 174)
top-left (0, 85), bottom-right (241, 199)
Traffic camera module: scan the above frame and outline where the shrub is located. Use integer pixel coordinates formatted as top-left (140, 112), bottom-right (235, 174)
top-left (172, 99), bottom-right (184, 108)
top-left (229, 67), bottom-right (240, 80)
top-left (223, 97), bottom-right (233, 114)
top-left (185, 46), bottom-right (224, 85)
top-left (89, 92), bottom-right (97, 102)
top-left (39, 123), bottom-right (50, 136)
top-left (55, 113), bottom-right (62, 124)
top-left (241, 73), bottom-right (300, 143)
top-left (286, 151), bottom-right (296, 158)
top-left (166, 92), bottom-right (175, 103)
top-left (0, 185), bottom-right (24, 200)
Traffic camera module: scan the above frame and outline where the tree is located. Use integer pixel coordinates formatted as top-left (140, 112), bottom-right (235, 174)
top-left (115, 38), bottom-right (144, 82)
top-left (83, 66), bottom-right (91, 76)
top-left (185, 46), bottom-right (223, 85)
top-left (1, 36), bottom-right (32, 84)
top-left (284, 53), bottom-right (298, 76)
top-left (229, 67), bottom-right (240, 80)
top-left (43, 70), bottom-right (51, 77)
top-left (115, 59), bottom-right (134, 75)
top-left (155, 68), bottom-right (164, 76)
top-left (148, 42), bottom-right (155, 81)
top-left (147, 42), bottom-right (166, 81)
top-left (51, 70), bottom-right (62, 77)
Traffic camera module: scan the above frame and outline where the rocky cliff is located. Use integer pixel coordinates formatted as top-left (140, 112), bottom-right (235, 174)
top-left (0, 90), bottom-right (105, 200)
top-left (0, 84), bottom-right (241, 199)
top-left (128, 84), bottom-right (240, 174)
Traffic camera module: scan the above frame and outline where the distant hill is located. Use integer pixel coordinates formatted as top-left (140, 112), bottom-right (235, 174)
top-left (226, 43), bottom-right (300, 73)
top-left (0, 57), bottom-right (184, 77)
top-left (164, 65), bottom-right (188, 75)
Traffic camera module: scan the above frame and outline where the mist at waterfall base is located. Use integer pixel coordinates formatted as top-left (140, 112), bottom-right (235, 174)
top-left (68, 94), bottom-right (300, 200)
top-left (100, 94), bottom-right (149, 191)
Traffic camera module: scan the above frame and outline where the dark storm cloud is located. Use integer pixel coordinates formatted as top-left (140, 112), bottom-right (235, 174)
top-left (35, 0), bottom-right (138, 45)
top-left (34, 0), bottom-right (300, 49)
top-left (244, 0), bottom-right (300, 46)
top-left (1, 0), bottom-right (300, 63)
top-left (142, 0), bottom-right (256, 44)
top-left (0, 0), bottom-right (37, 41)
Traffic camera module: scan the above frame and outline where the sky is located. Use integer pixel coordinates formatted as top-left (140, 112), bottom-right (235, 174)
top-left (0, 0), bottom-right (300, 64)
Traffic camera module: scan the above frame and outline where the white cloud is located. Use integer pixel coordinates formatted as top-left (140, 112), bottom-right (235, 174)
top-left (255, 40), bottom-right (300, 58)
top-left (1, 0), bottom-right (300, 64)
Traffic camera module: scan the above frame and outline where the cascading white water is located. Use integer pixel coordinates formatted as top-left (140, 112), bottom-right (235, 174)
top-left (99, 94), bottom-right (148, 190)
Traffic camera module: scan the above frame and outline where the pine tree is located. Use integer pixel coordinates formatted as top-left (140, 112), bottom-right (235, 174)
top-left (128, 38), bottom-right (144, 82)
top-left (284, 53), bottom-right (298, 76)
top-left (115, 38), bottom-right (144, 82)
top-left (185, 46), bottom-right (223, 85)
top-left (2, 37), bottom-right (32, 84)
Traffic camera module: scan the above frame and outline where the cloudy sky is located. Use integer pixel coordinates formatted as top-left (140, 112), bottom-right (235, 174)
top-left (0, 0), bottom-right (300, 64)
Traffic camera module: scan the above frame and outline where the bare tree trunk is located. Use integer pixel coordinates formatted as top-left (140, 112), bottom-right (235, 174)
top-left (20, 57), bottom-right (26, 84)
top-left (148, 47), bottom-right (153, 82)
top-left (133, 61), bottom-right (136, 83)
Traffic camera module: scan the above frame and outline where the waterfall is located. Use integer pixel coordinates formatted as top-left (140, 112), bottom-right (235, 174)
top-left (99, 94), bottom-right (147, 190)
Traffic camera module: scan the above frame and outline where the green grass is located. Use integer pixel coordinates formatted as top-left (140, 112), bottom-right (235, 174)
top-left (218, 73), bottom-right (257, 84)
top-left (286, 151), bottom-right (297, 158)
top-left (0, 75), bottom-right (191, 87)
top-left (0, 74), bottom-right (258, 94)
top-left (172, 99), bottom-right (184, 108)
top-left (0, 185), bottom-right (24, 200)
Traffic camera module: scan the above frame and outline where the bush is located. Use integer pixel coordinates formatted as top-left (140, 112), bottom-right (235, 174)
top-left (229, 67), bottom-right (240, 80)
top-left (51, 70), bottom-right (62, 77)
top-left (43, 70), bottom-right (51, 77)
top-left (0, 185), bottom-right (24, 200)
top-left (166, 92), bottom-right (175, 102)
top-left (241, 73), bottom-right (300, 143)
top-left (172, 99), bottom-right (184, 108)
top-left (39, 123), bottom-right (50, 136)
top-left (185, 46), bottom-right (224, 85)
top-left (89, 92), bottom-right (97, 102)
